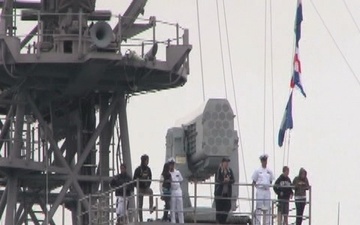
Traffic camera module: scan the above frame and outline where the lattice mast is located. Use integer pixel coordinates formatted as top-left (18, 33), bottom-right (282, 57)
top-left (0, 0), bottom-right (191, 224)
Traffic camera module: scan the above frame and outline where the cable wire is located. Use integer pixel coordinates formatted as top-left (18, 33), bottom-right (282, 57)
top-left (221, 0), bottom-right (250, 208)
top-left (286, 131), bottom-right (291, 165)
top-left (196, 0), bottom-right (206, 101)
top-left (341, 0), bottom-right (360, 35)
top-left (309, 0), bottom-right (360, 88)
top-left (215, 0), bottom-right (228, 98)
top-left (269, 0), bottom-right (276, 174)
top-left (263, 0), bottom-right (267, 154)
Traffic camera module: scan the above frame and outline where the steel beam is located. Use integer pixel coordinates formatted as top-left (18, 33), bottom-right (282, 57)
top-left (113, 0), bottom-right (148, 35)
top-left (119, 94), bottom-right (132, 175)
top-left (5, 175), bottom-right (18, 225)
top-left (17, 200), bottom-right (34, 225)
top-left (16, 206), bottom-right (27, 225)
top-left (0, 186), bottom-right (7, 217)
top-left (0, 105), bottom-right (14, 151)
top-left (26, 93), bottom-right (72, 173)
top-left (41, 93), bottom-right (121, 225)
top-left (28, 209), bottom-right (40, 225)
top-left (0, 0), bottom-right (14, 36)
top-left (11, 93), bottom-right (25, 159)
top-left (26, 93), bottom-right (89, 224)
top-left (14, 202), bottom-right (24, 223)
top-left (20, 25), bottom-right (38, 49)
top-left (74, 93), bottom-right (121, 175)
top-left (38, 198), bottom-right (56, 225)
top-left (98, 94), bottom-right (112, 223)
top-left (99, 94), bottom-right (112, 189)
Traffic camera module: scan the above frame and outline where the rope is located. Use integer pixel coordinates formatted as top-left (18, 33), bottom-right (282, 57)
top-left (282, 130), bottom-right (287, 167)
top-left (196, 0), bottom-right (206, 101)
top-left (221, 0), bottom-right (250, 208)
top-left (215, 0), bottom-right (228, 98)
top-left (282, 0), bottom-right (300, 166)
top-left (263, 0), bottom-right (267, 154)
top-left (341, 0), bottom-right (360, 34)
top-left (269, 0), bottom-right (276, 174)
top-left (286, 131), bottom-right (291, 165)
top-left (309, 0), bottom-right (360, 88)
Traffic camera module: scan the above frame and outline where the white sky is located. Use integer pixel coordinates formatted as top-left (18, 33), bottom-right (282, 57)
top-left (6, 0), bottom-right (360, 224)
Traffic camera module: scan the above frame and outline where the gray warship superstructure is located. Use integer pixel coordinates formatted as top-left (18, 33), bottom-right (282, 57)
top-left (0, 0), bottom-right (191, 224)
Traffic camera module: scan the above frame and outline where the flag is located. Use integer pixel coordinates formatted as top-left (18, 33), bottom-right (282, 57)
top-left (278, 92), bottom-right (293, 147)
top-left (295, 0), bottom-right (303, 47)
top-left (290, 49), bottom-right (306, 97)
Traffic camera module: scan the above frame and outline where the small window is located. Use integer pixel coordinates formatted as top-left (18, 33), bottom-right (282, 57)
top-left (64, 41), bottom-right (72, 53)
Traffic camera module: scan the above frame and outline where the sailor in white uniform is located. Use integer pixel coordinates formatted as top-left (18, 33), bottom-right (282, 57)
top-left (252, 154), bottom-right (274, 225)
top-left (168, 157), bottom-right (184, 223)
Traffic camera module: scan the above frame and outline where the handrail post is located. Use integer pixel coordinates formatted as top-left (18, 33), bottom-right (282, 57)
top-left (151, 16), bottom-right (156, 45)
top-left (176, 23), bottom-right (179, 45)
top-left (36, 10), bottom-right (40, 58)
top-left (309, 186), bottom-right (312, 225)
top-left (271, 200), bottom-right (274, 225)
top-left (77, 199), bottom-right (81, 225)
top-left (78, 9), bottom-right (83, 58)
top-left (155, 197), bottom-right (158, 220)
top-left (135, 179), bottom-right (139, 222)
top-left (110, 190), bottom-right (113, 225)
top-left (89, 195), bottom-right (92, 225)
top-left (194, 181), bottom-right (197, 223)
top-left (123, 184), bottom-right (126, 224)
top-left (251, 183), bottom-right (255, 225)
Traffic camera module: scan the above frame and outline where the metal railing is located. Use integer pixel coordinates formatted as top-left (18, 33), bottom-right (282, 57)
top-left (0, 12), bottom-right (189, 59)
top-left (78, 179), bottom-right (312, 225)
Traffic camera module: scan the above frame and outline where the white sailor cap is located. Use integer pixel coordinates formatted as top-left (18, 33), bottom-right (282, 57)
top-left (167, 157), bottom-right (176, 163)
top-left (259, 154), bottom-right (268, 160)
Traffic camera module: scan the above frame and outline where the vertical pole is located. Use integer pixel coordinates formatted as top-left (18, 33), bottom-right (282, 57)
top-left (36, 10), bottom-right (40, 57)
top-left (251, 184), bottom-right (255, 225)
top-left (123, 185), bottom-right (127, 224)
top-left (152, 17), bottom-right (156, 45)
top-left (62, 204), bottom-right (65, 225)
top-left (271, 201), bottom-right (274, 225)
top-left (77, 200), bottom-right (81, 225)
top-left (88, 195), bottom-right (92, 225)
top-left (99, 94), bottom-right (111, 191)
top-left (155, 197), bottom-right (158, 220)
top-left (5, 175), bottom-right (18, 225)
top-left (37, 124), bottom-right (40, 161)
top-left (78, 9), bottom-right (83, 58)
top-left (141, 42), bottom-right (144, 58)
top-left (309, 186), bottom-right (312, 225)
top-left (183, 29), bottom-right (190, 74)
top-left (194, 181), bottom-right (197, 223)
top-left (118, 94), bottom-right (132, 174)
top-left (31, 127), bottom-right (34, 160)
top-left (110, 191), bottom-right (114, 225)
top-left (117, 14), bottom-right (122, 53)
top-left (176, 23), bottom-right (179, 45)
top-left (26, 117), bottom-right (31, 160)
top-left (135, 179), bottom-right (139, 223)
top-left (262, 210), bottom-right (266, 225)
top-left (12, 94), bottom-right (25, 159)
top-left (337, 202), bottom-right (340, 225)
